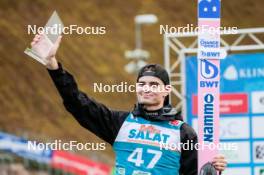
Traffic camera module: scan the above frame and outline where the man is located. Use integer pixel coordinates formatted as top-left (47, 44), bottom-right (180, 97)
top-left (31, 34), bottom-right (227, 175)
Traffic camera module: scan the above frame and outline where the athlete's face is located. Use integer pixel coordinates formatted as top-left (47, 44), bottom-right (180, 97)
top-left (136, 76), bottom-right (171, 108)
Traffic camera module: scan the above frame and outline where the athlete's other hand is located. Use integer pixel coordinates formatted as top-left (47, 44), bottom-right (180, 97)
top-left (30, 34), bottom-right (62, 70)
top-left (212, 154), bottom-right (227, 172)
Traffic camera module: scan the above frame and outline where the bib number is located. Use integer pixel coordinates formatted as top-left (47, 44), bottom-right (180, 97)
top-left (127, 148), bottom-right (162, 169)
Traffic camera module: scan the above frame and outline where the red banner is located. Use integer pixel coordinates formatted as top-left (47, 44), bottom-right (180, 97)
top-left (51, 150), bottom-right (112, 175)
top-left (193, 93), bottom-right (248, 115)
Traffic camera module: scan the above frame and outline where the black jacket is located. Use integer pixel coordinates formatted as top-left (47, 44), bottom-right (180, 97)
top-left (47, 63), bottom-right (198, 175)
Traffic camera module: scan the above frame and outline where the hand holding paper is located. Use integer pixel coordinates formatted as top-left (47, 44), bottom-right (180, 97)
top-left (25, 11), bottom-right (64, 69)
top-left (30, 33), bottom-right (62, 69)
top-left (31, 34), bottom-right (53, 59)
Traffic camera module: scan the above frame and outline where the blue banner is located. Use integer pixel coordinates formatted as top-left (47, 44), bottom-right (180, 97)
top-left (185, 53), bottom-right (264, 175)
top-left (0, 132), bottom-right (52, 163)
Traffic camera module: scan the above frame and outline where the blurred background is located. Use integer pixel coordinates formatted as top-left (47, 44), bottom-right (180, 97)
top-left (0, 0), bottom-right (264, 174)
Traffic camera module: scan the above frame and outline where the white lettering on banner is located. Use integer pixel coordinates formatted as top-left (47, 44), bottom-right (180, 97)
top-left (240, 68), bottom-right (264, 78)
top-left (193, 93), bottom-right (248, 115)
top-left (221, 99), bottom-right (243, 106)
top-left (220, 99), bottom-right (243, 113)
top-left (224, 65), bottom-right (264, 80)
top-left (115, 121), bottom-right (181, 151)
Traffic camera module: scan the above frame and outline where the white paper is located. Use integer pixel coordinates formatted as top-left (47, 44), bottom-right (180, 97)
top-left (24, 11), bottom-right (64, 65)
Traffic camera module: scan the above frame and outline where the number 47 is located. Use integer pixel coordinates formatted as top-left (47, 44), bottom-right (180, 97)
top-left (127, 148), bottom-right (162, 169)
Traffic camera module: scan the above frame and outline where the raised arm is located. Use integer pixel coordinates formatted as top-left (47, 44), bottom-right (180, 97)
top-left (31, 34), bottom-right (129, 144)
top-left (47, 64), bottom-right (129, 144)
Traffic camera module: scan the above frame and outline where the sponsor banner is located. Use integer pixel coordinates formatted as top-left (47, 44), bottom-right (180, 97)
top-left (0, 131), bottom-right (52, 163)
top-left (252, 117), bottom-right (264, 138)
top-left (219, 117), bottom-right (250, 139)
top-left (220, 141), bottom-right (250, 164)
top-left (192, 117), bottom-right (250, 139)
top-left (185, 53), bottom-right (264, 173)
top-left (198, 21), bottom-right (222, 60)
top-left (192, 93), bottom-right (248, 115)
top-left (197, 0), bottom-right (221, 172)
top-left (51, 150), bottom-right (112, 175)
top-left (185, 53), bottom-right (264, 96)
top-left (197, 60), bottom-right (220, 171)
top-left (251, 91), bottom-right (264, 114)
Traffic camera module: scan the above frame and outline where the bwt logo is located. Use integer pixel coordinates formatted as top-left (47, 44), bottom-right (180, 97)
top-left (200, 59), bottom-right (219, 88)
top-left (198, 0), bottom-right (220, 18)
top-left (200, 59), bottom-right (218, 79)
